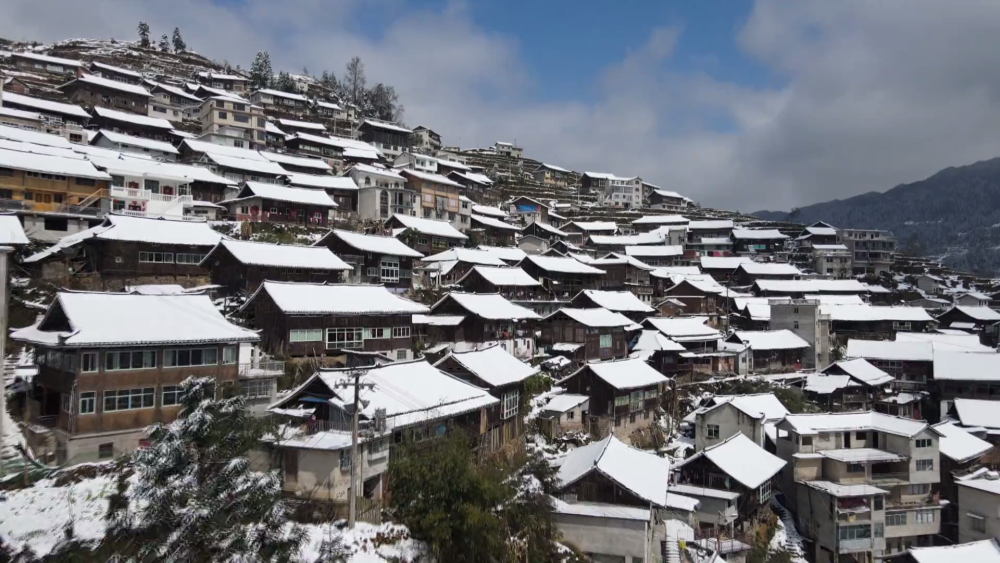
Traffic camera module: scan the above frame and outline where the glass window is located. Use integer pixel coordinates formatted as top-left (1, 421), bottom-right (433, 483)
top-left (707, 424), bottom-right (720, 439)
top-left (223, 346), bottom-right (237, 364)
top-left (970, 513), bottom-right (986, 532)
top-left (79, 391), bottom-right (96, 414)
top-left (392, 326), bottom-right (411, 338)
top-left (290, 329), bottom-right (323, 342)
top-left (502, 390), bottom-right (519, 419)
top-left (365, 328), bottom-right (389, 339)
top-left (327, 328), bottom-right (363, 349)
top-left (175, 253), bottom-right (206, 265)
top-left (915, 438), bottom-right (932, 448)
top-left (915, 510), bottom-right (934, 524)
top-left (599, 334), bottom-right (612, 348)
top-left (81, 352), bottom-right (98, 373)
top-left (103, 387), bottom-right (155, 411)
top-left (886, 512), bottom-right (907, 526)
top-left (162, 385), bottom-right (183, 407)
top-left (105, 350), bottom-right (155, 371)
top-left (916, 459), bottom-right (934, 471)
top-left (163, 347), bottom-right (219, 367)
top-left (138, 251), bottom-right (174, 263)
top-left (380, 258), bottom-right (400, 283)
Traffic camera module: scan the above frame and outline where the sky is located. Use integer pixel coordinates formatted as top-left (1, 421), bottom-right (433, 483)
top-left (5, 0), bottom-right (1000, 212)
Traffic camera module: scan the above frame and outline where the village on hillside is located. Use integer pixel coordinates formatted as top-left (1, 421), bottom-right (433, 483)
top-left (1, 29), bottom-right (1000, 563)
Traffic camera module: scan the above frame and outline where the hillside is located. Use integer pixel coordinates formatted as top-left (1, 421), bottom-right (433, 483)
top-left (753, 156), bottom-right (1000, 276)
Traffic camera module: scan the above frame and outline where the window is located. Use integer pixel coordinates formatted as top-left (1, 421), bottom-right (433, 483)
top-left (240, 379), bottom-right (272, 400)
top-left (502, 390), bottom-right (519, 419)
top-left (874, 523), bottom-right (884, 538)
top-left (396, 350), bottom-right (407, 360)
top-left (847, 463), bottom-right (865, 474)
top-left (367, 267), bottom-right (379, 277)
top-left (327, 328), bottom-right (363, 349)
top-left (707, 424), bottom-right (720, 439)
top-left (908, 484), bottom-right (929, 495)
top-left (365, 327), bottom-right (389, 339)
top-left (79, 391), bottom-right (96, 415)
top-left (139, 251), bottom-right (174, 263)
top-left (969, 513), bottom-right (986, 533)
top-left (599, 334), bottom-right (612, 348)
top-left (886, 512), bottom-right (907, 526)
top-left (218, 111), bottom-right (228, 119)
top-left (758, 479), bottom-right (771, 503)
top-left (215, 99), bottom-right (225, 108)
top-left (793, 320), bottom-right (799, 329)
top-left (380, 258), bottom-right (400, 283)
top-left (838, 524), bottom-right (870, 541)
top-left (105, 350), bottom-right (155, 371)
top-left (163, 347), bottom-right (218, 367)
top-left (81, 352), bottom-right (98, 372)
top-left (915, 510), bottom-right (934, 524)
top-left (104, 387), bottom-right (155, 411)
top-left (801, 436), bottom-right (813, 446)
top-left (162, 385), bottom-right (183, 407)
top-left (175, 253), bottom-right (206, 265)
top-left (916, 459), bottom-right (934, 472)
top-left (98, 443), bottom-right (115, 459)
top-left (392, 326), bottom-right (411, 338)
top-left (915, 438), bottom-right (932, 448)
top-left (874, 496), bottom-right (883, 510)
top-left (290, 329), bottom-right (323, 342)
top-left (223, 346), bottom-right (237, 365)
top-left (75, 177), bottom-right (96, 186)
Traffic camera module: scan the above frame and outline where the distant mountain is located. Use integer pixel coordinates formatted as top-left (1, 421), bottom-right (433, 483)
top-left (752, 157), bottom-right (1000, 276)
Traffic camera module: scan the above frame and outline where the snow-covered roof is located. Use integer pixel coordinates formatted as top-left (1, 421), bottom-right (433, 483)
top-left (0, 106), bottom-right (42, 121)
top-left (631, 215), bottom-right (689, 226)
top-left (361, 119), bottom-right (412, 133)
top-left (435, 344), bottom-right (538, 387)
top-left (754, 279), bottom-right (868, 293)
top-left (314, 100), bottom-right (343, 111)
top-left (91, 106), bottom-right (170, 129)
top-left (276, 117), bottom-right (325, 131)
top-left (471, 204), bottom-right (506, 218)
top-left (0, 147), bottom-right (111, 180)
top-left (576, 290), bottom-right (655, 313)
top-left (895, 332), bottom-right (995, 352)
top-left (804, 374), bottom-right (854, 394)
top-left (316, 229), bottom-right (423, 258)
top-left (0, 137), bottom-right (80, 159)
top-left (825, 358), bottom-right (894, 387)
top-left (557, 434), bottom-right (671, 507)
top-left (706, 394), bottom-right (791, 421)
top-left (264, 120), bottom-right (285, 136)
top-left (846, 339), bottom-right (933, 362)
top-left (13, 51), bottom-right (83, 67)
top-left (422, 248), bottom-right (507, 266)
top-left (0, 214), bottom-right (30, 245)
top-left (471, 214), bottom-right (519, 231)
top-left (93, 129), bottom-right (178, 154)
top-left (780, 411), bottom-right (932, 438)
top-left (953, 398), bottom-right (1000, 429)
top-left (675, 433), bottom-right (785, 489)
top-left (941, 305), bottom-right (1000, 322)
top-left (286, 173), bottom-right (358, 191)
top-left (69, 74), bottom-right (151, 97)
top-left (623, 245), bottom-right (684, 258)
top-left (820, 448), bottom-right (907, 463)
top-left (229, 182), bottom-right (337, 207)
top-left (205, 153), bottom-right (288, 176)
top-left (549, 498), bottom-right (650, 521)
top-left (633, 330), bottom-right (687, 352)
top-left (731, 228), bottom-right (788, 240)
top-left (259, 151), bottom-right (332, 172)
top-left (651, 266), bottom-right (702, 277)
top-left (519, 255), bottom-right (606, 275)
top-left (643, 317), bottom-right (720, 340)
top-left (812, 243), bottom-right (848, 250)
top-left (87, 154), bottom-right (235, 185)
top-left (933, 351), bottom-right (1000, 382)
top-left (566, 220), bottom-right (618, 232)
top-left (542, 393), bottom-right (590, 413)
top-left (803, 481), bottom-right (888, 498)
top-left (431, 292), bottom-right (540, 320)
top-left (349, 162), bottom-right (406, 180)
top-left (729, 330), bottom-right (810, 350)
top-left (475, 245), bottom-right (526, 262)
top-left (389, 214), bottom-right (468, 240)
top-left (291, 133), bottom-right (382, 160)
top-left (932, 421), bottom-right (993, 463)
top-left (908, 540), bottom-right (1000, 563)
top-left (0, 91), bottom-right (91, 118)
top-left (91, 60), bottom-right (142, 79)
top-left (244, 281), bottom-right (429, 315)
top-left (181, 139), bottom-right (268, 161)
top-left (588, 232), bottom-right (668, 246)
top-left (668, 484), bottom-right (740, 500)
top-left (144, 79), bottom-right (203, 103)
top-left (205, 239), bottom-right (351, 270)
top-left (398, 168), bottom-right (464, 188)
top-left (820, 305), bottom-right (932, 322)
top-left (459, 266), bottom-right (541, 287)
top-left (12, 292), bottom-right (258, 348)
top-left (687, 220), bottom-right (734, 230)
top-left (735, 262), bottom-right (801, 276)
top-left (536, 162), bottom-right (571, 173)
top-left (255, 89), bottom-right (308, 102)
top-left (547, 307), bottom-right (636, 328)
top-left (700, 256), bottom-right (753, 270)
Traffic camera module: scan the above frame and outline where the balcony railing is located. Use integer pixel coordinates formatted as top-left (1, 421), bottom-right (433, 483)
top-left (867, 472), bottom-right (911, 485)
top-left (239, 360), bottom-right (285, 379)
top-left (838, 537), bottom-right (873, 553)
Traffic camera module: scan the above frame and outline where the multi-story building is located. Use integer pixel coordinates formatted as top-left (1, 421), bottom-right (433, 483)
top-left (195, 72), bottom-right (249, 93)
top-left (313, 228), bottom-right (423, 291)
top-left (348, 163), bottom-right (413, 221)
top-left (0, 142), bottom-right (111, 213)
top-left (11, 52), bottom-right (84, 77)
top-left (769, 298), bottom-right (831, 369)
top-left (493, 141), bottom-right (522, 159)
top-left (358, 119), bottom-right (411, 159)
top-left (0, 92), bottom-right (91, 140)
top-left (841, 229), bottom-right (897, 276)
top-left (956, 469), bottom-right (1000, 544)
top-left (411, 125), bottom-right (442, 152)
top-left (688, 393), bottom-right (789, 451)
top-left (198, 96), bottom-right (267, 150)
top-left (90, 61), bottom-right (143, 85)
top-left (249, 89), bottom-right (309, 115)
top-left (813, 244), bottom-right (854, 278)
top-left (531, 163), bottom-right (573, 187)
top-left (60, 74), bottom-right (152, 115)
top-left (776, 412), bottom-right (944, 560)
top-left (558, 358), bottom-right (666, 440)
top-left (582, 172), bottom-right (643, 209)
top-left (144, 80), bottom-right (203, 123)
top-left (645, 185), bottom-right (693, 211)
top-left (399, 169), bottom-right (465, 231)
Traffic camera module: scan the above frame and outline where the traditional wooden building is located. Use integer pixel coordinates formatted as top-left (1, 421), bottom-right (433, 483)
top-left (423, 292), bottom-right (541, 361)
top-left (936, 306), bottom-right (1000, 332)
top-left (539, 308), bottom-right (635, 363)
top-left (384, 213), bottom-right (468, 255)
top-left (589, 256), bottom-right (654, 301)
top-left (731, 262), bottom-right (801, 287)
top-left (455, 266), bottom-right (549, 300)
top-left (517, 255), bottom-right (606, 299)
top-left (222, 181), bottom-right (338, 226)
top-left (507, 196), bottom-right (549, 226)
top-left (313, 228), bottom-right (423, 290)
top-left (60, 74), bottom-right (152, 115)
top-left (725, 330), bottom-right (811, 372)
top-left (570, 289), bottom-right (656, 323)
top-left (558, 358), bottom-right (667, 440)
top-left (469, 214), bottom-right (518, 246)
top-left (521, 220), bottom-right (567, 245)
top-left (239, 281), bottom-right (429, 360)
top-left (730, 228), bottom-right (789, 255)
top-left (201, 239), bottom-right (351, 295)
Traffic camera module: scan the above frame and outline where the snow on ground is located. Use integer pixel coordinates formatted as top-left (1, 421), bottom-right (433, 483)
top-left (0, 472), bottom-right (425, 561)
top-left (770, 497), bottom-right (807, 562)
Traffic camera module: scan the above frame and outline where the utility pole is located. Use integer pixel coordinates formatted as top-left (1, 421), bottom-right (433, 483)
top-left (334, 369), bottom-right (374, 529)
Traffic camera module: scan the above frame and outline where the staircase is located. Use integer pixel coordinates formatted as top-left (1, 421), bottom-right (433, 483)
top-left (770, 496), bottom-right (806, 560)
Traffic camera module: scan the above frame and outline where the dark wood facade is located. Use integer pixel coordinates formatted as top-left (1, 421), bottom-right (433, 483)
top-left (559, 365), bottom-right (661, 426)
top-left (314, 233), bottom-right (417, 291)
top-left (203, 244), bottom-right (346, 295)
top-left (456, 268), bottom-right (552, 301)
top-left (539, 312), bottom-right (629, 363)
top-left (72, 239), bottom-right (212, 278)
top-left (62, 81), bottom-right (150, 115)
top-left (517, 260), bottom-right (604, 298)
top-left (434, 356), bottom-right (527, 445)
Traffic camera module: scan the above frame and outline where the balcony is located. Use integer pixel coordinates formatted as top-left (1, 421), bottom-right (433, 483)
top-left (867, 472), bottom-right (911, 485)
top-left (239, 360), bottom-right (285, 379)
top-left (838, 537), bottom-right (872, 553)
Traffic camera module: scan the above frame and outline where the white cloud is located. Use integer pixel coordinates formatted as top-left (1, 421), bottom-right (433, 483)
top-left (4, 0), bottom-right (1000, 211)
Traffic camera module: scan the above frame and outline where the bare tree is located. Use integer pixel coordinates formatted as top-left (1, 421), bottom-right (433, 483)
top-left (344, 56), bottom-right (366, 107)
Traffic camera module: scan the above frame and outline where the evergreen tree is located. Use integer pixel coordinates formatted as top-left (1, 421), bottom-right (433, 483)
top-left (137, 21), bottom-right (150, 48)
top-left (101, 378), bottom-right (305, 562)
top-left (344, 56), bottom-right (366, 106)
top-left (158, 33), bottom-right (171, 52)
top-left (274, 71), bottom-right (297, 93)
top-left (172, 27), bottom-right (187, 52)
top-left (249, 51), bottom-right (273, 90)
top-left (362, 83), bottom-right (403, 122)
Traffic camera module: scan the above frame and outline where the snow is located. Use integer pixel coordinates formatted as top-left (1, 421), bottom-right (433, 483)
top-left (826, 358), bottom-right (894, 386)
top-left (0, 146), bottom-right (112, 181)
top-left (933, 351), bottom-right (1000, 381)
top-left (631, 215), bottom-right (689, 225)
top-left (90, 214), bottom-right (222, 246)
top-left (730, 330), bottom-right (810, 350)
top-left (566, 220), bottom-right (618, 232)
top-left (469, 205), bottom-right (506, 220)
top-left (687, 220), bottom-right (734, 230)
top-left (700, 256), bottom-right (753, 270)
top-left (710, 394), bottom-right (790, 421)
top-left (206, 153), bottom-right (288, 176)
top-left (471, 214), bottom-right (519, 231)
top-left (820, 304), bottom-right (933, 322)
top-left (435, 344), bottom-right (538, 387)
top-left (398, 168), bottom-right (464, 188)
top-left (0, 106), bottom-right (42, 121)
top-left (557, 435), bottom-right (672, 507)
top-left (252, 89), bottom-right (308, 102)
top-left (94, 129), bottom-right (178, 154)
top-left (524, 221), bottom-right (567, 236)
top-left (412, 314), bottom-right (464, 326)
top-left (896, 332), bottom-right (995, 352)
top-left (276, 117), bottom-right (325, 131)
top-left (803, 481), bottom-right (888, 497)
top-left (144, 79), bottom-right (202, 103)
top-left (451, 171), bottom-right (492, 186)
top-left (576, 289), bottom-right (655, 313)
top-left (730, 228), bottom-right (788, 240)
top-left (932, 421), bottom-right (993, 463)
top-left (643, 317), bottom-right (720, 340)
top-left (389, 214), bottom-right (468, 240)
top-left (90, 154), bottom-right (236, 186)
top-left (0, 213), bottom-right (34, 245)
top-left (769, 498), bottom-right (808, 562)
top-left (651, 266), bottom-right (702, 277)
top-left (820, 448), bottom-right (907, 463)
top-left (802, 294), bottom-right (865, 305)
top-left (944, 305), bottom-right (1000, 321)
top-left (520, 255), bottom-right (606, 275)
top-left (541, 393), bottom-right (590, 413)
top-left (183, 139), bottom-right (269, 161)
top-left (633, 330), bottom-right (687, 352)
top-left (736, 262), bottom-right (801, 275)
top-left (0, 124), bottom-right (75, 148)
top-left (231, 181), bottom-right (338, 207)
top-left (624, 245), bottom-right (684, 257)
top-left (846, 339), bottom-right (934, 361)
top-left (0, 137), bottom-right (82, 159)
top-left (245, 281), bottom-right (429, 315)
top-left (908, 540), bottom-right (1000, 563)
top-left (668, 484), bottom-right (739, 500)
top-left (12, 292), bottom-right (259, 347)
top-left (422, 248), bottom-right (507, 266)
top-left (259, 151), bottom-right (332, 172)
top-left (474, 245), bottom-right (525, 262)
top-left (953, 398), bottom-right (1000, 429)
top-left (287, 173), bottom-right (358, 191)
top-left (549, 498), bottom-right (650, 520)
top-left (361, 119), bottom-right (412, 133)
top-left (754, 279), bottom-right (869, 293)
top-left (208, 239), bottom-right (352, 270)
top-left (548, 307), bottom-right (635, 328)
top-left (676, 433), bottom-right (785, 489)
top-left (13, 51), bottom-right (83, 67)
top-left (316, 229), bottom-right (424, 258)
top-left (459, 266), bottom-right (541, 287)
top-left (432, 292), bottom-right (541, 320)
top-left (567, 357), bottom-right (668, 391)
top-left (588, 232), bottom-right (666, 246)
top-left (1, 91), bottom-right (91, 118)
top-left (781, 411), bottom-right (931, 437)
top-left (349, 162), bottom-right (405, 180)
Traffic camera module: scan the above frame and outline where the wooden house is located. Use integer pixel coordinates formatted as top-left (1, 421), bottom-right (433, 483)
top-left (570, 289), bottom-right (656, 323)
top-left (557, 358), bottom-right (667, 440)
top-left (61, 74), bottom-right (152, 115)
top-left (422, 293), bottom-right (541, 361)
top-left (455, 266), bottom-right (550, 301)
top-left (469, 214), bottom-right (518, 246)
top-left (539, 308), bottom-right (635, 363)
top-left (201, 239), bottom-right (351, 295)
top-left (313, 228), bottom-right (423, 290)
top-left (222, 181), bottom-right (338, 226)
top-left (725, 330), bottom-right (811, 372)
top-left (730, 228), bottom-right (789, 255)
top-left (384, 213), bottom-right (468, 255)
top-left (517, 255), bottom-right (606, 299)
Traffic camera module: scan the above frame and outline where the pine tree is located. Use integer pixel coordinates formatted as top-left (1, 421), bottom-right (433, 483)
top-left (275, 71), bottom-right (297, 93)
top-left (101, 378), bottom-right (305, 561)
top-left (137, 21), bottom-right (150, 48)
top-left (158, 33), bottom-right (170, 52)
top-left (249, 51), bottom-right (273, 90)
top-left (172, 27), bottom-right (187, 52)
